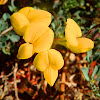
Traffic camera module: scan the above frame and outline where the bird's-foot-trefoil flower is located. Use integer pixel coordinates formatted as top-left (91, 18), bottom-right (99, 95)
top-left (33, 49), bottom-right (64, 86)
top-left (17, 25), bottom-right (54, 59)
top-left (10, 7), bottom-right (51, 36)
top-left (65, 18), bottom-right (94, 53)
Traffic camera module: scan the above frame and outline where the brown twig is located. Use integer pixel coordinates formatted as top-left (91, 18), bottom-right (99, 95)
top-left (60, 52), bottom-right (70, 100)
top-left (13, 63), bottom-right (19, 100)
top-left (0, 70), bottom-right (14, 99)
top-left (0, 26), bottom-right (13, 37)
top-left (2, 71), bottom-right (13, 79)
top-left (60, 70), bottom-right (65, 100)
top-left (51, 10), bottom-right (59, 26)
top-left (41, 72), bottom-right (44, 90)
top-left (0, 80), bottom-right (7, 99)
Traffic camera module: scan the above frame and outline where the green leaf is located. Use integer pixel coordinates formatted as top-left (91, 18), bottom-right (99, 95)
top-left (8, 0), bottom-right (18, 12)
top-left (0, 19), bottom-right (5, 25)
top-left (0, 22), bottom-right (8, 32)
top-left (11, 0), bottom-right (15, 8)
top-left (91, 66), bottom-right (98, 78)
top-left (9, 34), bottom-right (20, 42)
top-left (90, 23), bottom-right (96, 29)
top-left (8, 6), bottom-right (13, 12)
top-left (96, 93), bottom-right (100, 97)
top-left (1, 35), bottom-right (9, 41)
top-left (2, 13), bottom-right (10, 21)
top-left (87, 50), bottom-right (92, 62)
top-left (81, 67), bottom-right (90, 81)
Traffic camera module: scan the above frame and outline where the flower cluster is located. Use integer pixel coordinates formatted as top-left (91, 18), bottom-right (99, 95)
top-left (10, 7), bottom-right (54, 59)
top-left (10, 7), bottom-right (94, 86)
top-left (10, 7), bottom-right (64, 86)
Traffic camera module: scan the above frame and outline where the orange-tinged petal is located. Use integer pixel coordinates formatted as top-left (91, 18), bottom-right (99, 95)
top-left (48, 49), bottom-right (64, 70)
top-left (67, 38), bottom-right (94, 53)
top-left (17, 43), bottom-right (34, 59)
top-left (19, 7), bottom-right (51, 26)
top-left (44, 67), bottom-right (58, 86)
top-left (33, 28), bottom-right (54, 53)
top-left (10, 12), bottom-right (29, 36)
top-left (24, 23), bottom-right (48, 43)
top-left (33, 51), bottom-right (49, 71)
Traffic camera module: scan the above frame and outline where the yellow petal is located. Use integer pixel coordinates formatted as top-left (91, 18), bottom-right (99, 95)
top-left (77, 38), bottom-right (94, 53)
top-left (48, 49), bottom-right (64, 70)
top-left (18, 7), bottom-right (34, 17)
top-left (66, 18), bottom-right (82, 37)
top-left (19, 7), bottom-right (51, 26)
top-left (17, 43), bottom-right (34, 59)
top-left (65, 28), bottom-right (78, 46)
top-left (10, 12), bottom-right (29, 36)
top-left (33, 28), bottom-right (54, 53)
top-left (24, 23), bottom-right (48, 43)
top-left (67, 38), bottom-right (94, 53)
top-left (65, 18), bottom-right (82, 46)
top-left (44, 67), bottom-right (58, 86)
top-left (0, 0), bottom-right (8, 5)
top-left (33, 51), bottom-right (49, 71)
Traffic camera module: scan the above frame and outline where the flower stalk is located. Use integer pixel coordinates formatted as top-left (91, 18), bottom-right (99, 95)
top-left (0, 26), bottom-right (13, 37)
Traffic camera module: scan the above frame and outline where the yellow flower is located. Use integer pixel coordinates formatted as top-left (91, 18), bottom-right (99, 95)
top-left (10, 7), bottom-right (51, 36)
top-left (17, 26), bottom-right (54, 59)
top-left (33, 49), bottom-right (64, 86)
top-left (65, 18), bottom-right (94, 53)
